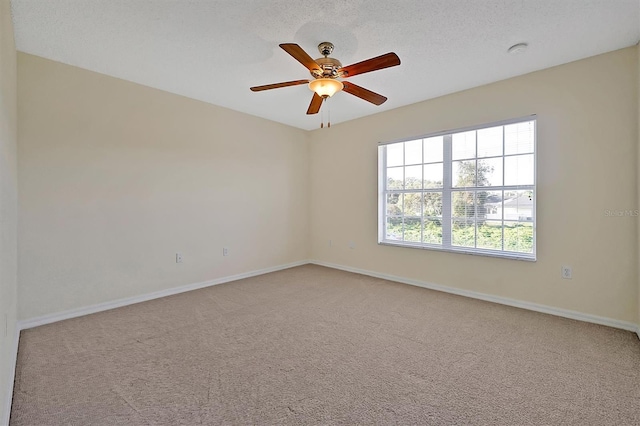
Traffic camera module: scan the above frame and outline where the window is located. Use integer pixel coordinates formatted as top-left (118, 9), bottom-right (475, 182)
top-left (378, 116), bottom-right (536, 260)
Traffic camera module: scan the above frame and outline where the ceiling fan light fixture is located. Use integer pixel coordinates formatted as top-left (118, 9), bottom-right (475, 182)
top-left (308, 78), bottom-right (343, 98)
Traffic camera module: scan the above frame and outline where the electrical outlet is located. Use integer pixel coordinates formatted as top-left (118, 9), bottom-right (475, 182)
top-left (561, 265), bottom-right (572, 279)
top-left (349, 240), bottom-right (355, 249)
top-left (328, 239), bottom-right (332, 247)
top-left (176, 253), bottom-right (183, 263)
top-left (223, 247), bottom-right (229, 256)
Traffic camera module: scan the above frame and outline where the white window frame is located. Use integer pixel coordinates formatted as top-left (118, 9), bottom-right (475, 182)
top-left (378, 115), bottom-right (537, 261)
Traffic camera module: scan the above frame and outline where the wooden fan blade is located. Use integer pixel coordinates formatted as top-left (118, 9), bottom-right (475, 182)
top-left (341, 52), bottom-right (400, 78)
top-left (342, 82), bottom-right (387, 105)
top-left (250, 80), bottom-right (309, 92)
top-left (306, 93), bottom-right (323, 115)
top-left (280, 43), bottom-right (322, 72)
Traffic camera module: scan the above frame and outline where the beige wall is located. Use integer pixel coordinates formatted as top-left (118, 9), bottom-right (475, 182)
top-left (18, 53), bottom-right (309, 320)
top-left (14, 42), bottom-right (640, 328)
top-left (310, 47), bottom-right (639, 324)
top-left (0, 0), bottom-right (18, 422)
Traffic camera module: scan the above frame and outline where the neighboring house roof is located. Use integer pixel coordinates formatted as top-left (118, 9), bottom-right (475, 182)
top-left (485, 194), bottom-right (533, 208)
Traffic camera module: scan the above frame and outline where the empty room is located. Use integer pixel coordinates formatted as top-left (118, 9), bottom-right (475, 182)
top-left (1, 0), bottom-right (640, 424)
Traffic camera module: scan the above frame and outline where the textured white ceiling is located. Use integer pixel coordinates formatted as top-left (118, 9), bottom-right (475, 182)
top-left (11, 0), bottom-right (640, 130)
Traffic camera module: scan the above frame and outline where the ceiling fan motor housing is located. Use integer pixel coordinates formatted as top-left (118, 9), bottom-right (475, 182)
top-left (312, 57), bottom-right (343, 78)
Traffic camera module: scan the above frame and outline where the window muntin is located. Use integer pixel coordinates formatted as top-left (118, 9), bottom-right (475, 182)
top-left (378, 117), bottom-right (536, 260)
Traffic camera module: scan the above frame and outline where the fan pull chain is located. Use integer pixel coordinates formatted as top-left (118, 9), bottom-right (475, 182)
top-left (320, 99), bottom-right (324, 128)
top-left (327, 100), bottom-right (331, 128)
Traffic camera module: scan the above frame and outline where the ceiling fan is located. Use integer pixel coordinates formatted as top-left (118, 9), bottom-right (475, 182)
top-left (250, 42), bottom-right (400, 115)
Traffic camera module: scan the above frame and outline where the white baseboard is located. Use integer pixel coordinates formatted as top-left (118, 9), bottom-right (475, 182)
top-left (2, 327), bottom-right (19, 426)
top-left (310, 260), bottom-right (640, 333)
top-left (18, 260), bottom-right (309, 331)
top-left (20, 258), bottom-right (638, 335)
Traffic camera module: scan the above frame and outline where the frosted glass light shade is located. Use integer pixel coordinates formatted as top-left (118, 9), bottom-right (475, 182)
top-left (308, 78), bottom-right (344, 98)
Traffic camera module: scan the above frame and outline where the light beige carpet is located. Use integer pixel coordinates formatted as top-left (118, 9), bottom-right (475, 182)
top-left (10, 265), bottom-right (640, 425)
